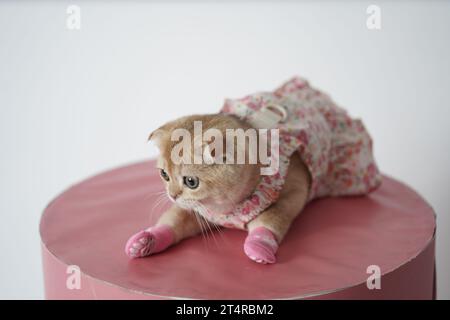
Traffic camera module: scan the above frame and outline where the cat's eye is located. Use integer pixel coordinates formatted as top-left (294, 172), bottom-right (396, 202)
top-left (160, 169), bottom-right (170, 181)
top-left (183, 176), bottom-right (199, 189)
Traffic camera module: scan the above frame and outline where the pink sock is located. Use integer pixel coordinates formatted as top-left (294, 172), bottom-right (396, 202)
top-left (125, 224), bottom-right (175, 259)
top-left (244, 227), bottom-right (279, 264)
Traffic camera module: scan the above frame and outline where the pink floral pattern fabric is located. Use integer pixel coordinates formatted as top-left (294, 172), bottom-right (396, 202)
top-left (203, 77), bottom-right (382, 230)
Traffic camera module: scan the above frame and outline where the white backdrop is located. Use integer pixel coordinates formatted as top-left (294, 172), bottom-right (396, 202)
top-left (0, 0), bottom-right (449, 299)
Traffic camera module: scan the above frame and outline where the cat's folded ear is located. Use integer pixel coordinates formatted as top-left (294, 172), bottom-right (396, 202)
top-left (148, 127), bottom-right (169, 150)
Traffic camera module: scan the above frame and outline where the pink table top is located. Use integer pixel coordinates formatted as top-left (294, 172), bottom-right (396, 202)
top-left (40, 161), bottom-right (436, 299)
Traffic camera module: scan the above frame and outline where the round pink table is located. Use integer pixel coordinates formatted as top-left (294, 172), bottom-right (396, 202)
top-left (40, 161), bottom-right (436, 299)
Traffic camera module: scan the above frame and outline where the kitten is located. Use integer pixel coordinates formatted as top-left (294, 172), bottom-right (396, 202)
top-left (125, 77), bottom-right (381, 264)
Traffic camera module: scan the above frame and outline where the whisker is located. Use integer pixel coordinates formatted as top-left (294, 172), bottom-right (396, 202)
top-left (143, 190), bottom-right (166, 200)
top-left (150, 194), bottom-right (166, 213)
top-left (197, 211), bottom-right (212, 246)
top-left (197, 212), bottom-right (212, 247)
top-left (211, 221), bottom-right (226, 243)
top-left (149, 193), bottom-right (169, 224)
top-left (192, 210), bottom-right (208, 249)
top-left (198, 202), bottom-right (229, 246)
top-left (204, 218), bottom-right (219, 248)
top-left (196, 203), bottom-right (220, 248)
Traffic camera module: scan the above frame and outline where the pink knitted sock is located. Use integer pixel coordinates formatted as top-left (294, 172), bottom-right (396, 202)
top-left (244, 227), bottom-right (279, 264)
top-left (125, 224), bottom-right (174, 259)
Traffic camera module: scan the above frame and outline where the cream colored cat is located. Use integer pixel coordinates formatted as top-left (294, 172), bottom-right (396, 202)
top-left (125, 77), bottom-right (381, 264)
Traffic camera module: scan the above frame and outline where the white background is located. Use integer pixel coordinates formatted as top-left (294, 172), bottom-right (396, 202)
top-left (0, 0), bottom-right (449, 299)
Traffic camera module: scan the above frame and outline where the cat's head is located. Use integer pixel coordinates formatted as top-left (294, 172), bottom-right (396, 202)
top-left (149, 114), bottom-right (261, 215)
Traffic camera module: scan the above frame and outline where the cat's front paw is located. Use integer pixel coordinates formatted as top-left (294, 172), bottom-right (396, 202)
top-left (244, 227), bottom-right (279, 264)
top-left (125, 224), bottom-right (174, 259)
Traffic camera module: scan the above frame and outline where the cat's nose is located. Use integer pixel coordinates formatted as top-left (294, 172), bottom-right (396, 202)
top-left (169, 192), bottom-right (180, 200)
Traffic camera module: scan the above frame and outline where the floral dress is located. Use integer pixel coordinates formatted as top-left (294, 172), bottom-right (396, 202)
top-left (200, 77), bottom-right (382, 230)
